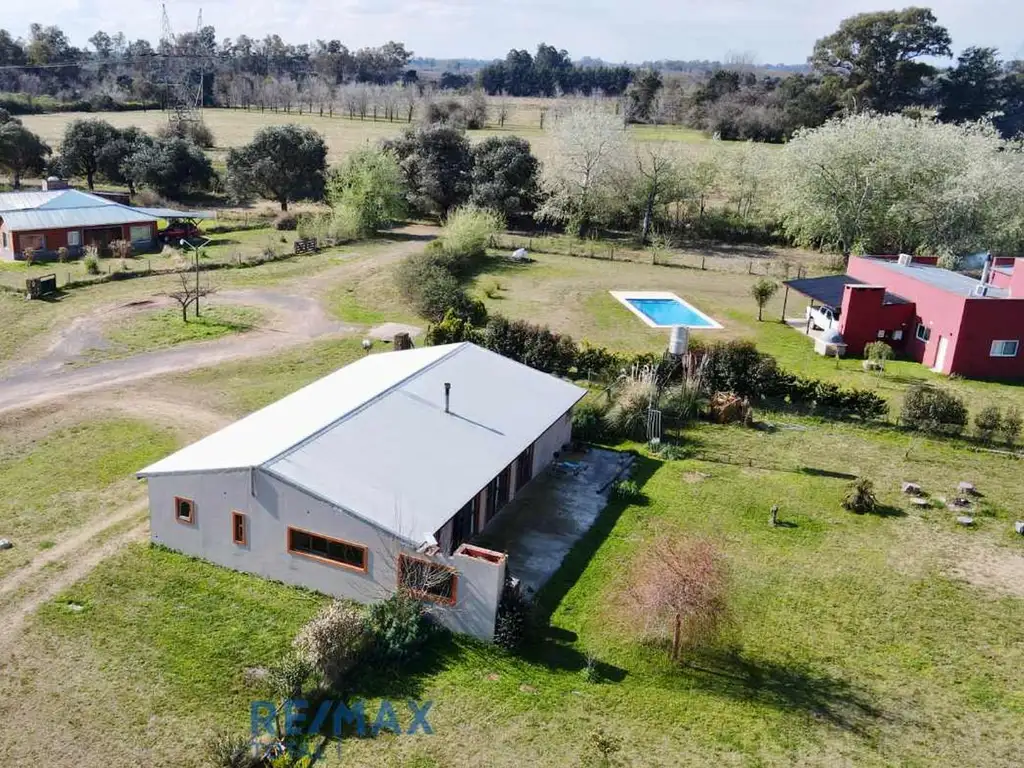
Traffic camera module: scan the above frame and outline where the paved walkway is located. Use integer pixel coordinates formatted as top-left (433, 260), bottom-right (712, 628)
top-left (474, 448), bottom-right (633, 594)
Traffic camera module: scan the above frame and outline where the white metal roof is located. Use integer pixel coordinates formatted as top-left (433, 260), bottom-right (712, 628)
top-left (139, 343), bottom-right (587, 542)
top-left (0, 189), bottom-right (118, 212)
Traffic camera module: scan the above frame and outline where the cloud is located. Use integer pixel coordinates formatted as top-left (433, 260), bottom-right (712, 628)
top-left (5, 0), bottom-right (1023, 63)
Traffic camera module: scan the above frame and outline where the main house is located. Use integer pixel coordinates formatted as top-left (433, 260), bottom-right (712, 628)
top-left (137, 342), bottom-right (587, 641)
top-left (785, 254), bottom-right (1024, 379)
top-left (0, 183), bottom-right (210, 261)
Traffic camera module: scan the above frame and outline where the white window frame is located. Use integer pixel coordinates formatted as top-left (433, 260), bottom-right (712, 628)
top-left (66, 230), bottom-right (81, 247)
top-left (915, 323), bottom-right (931, 343)
top-left (990, 340), bottom-right (1019, 358)
top-left (892, 330), bottom-right (904, 341)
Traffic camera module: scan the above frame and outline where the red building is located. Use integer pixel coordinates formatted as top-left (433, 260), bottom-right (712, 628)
top-left (785, 255), bottom-right (1024, 380)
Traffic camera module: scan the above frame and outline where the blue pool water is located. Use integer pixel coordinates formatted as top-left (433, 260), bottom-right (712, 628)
top-left (626, 298), bottom-right (718, 328)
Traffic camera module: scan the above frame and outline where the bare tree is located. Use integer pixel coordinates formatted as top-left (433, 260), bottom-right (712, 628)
top-left (626, 534), bottom-right (728, 662)
top-left (634, 142), bottom-right (681, 244)
top-left (165, 271), bottom-right (216, 322)
top-left (496, 91), bottom-right (510, 128)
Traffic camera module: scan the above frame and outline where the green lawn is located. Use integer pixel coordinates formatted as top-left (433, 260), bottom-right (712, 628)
top-left (0, 417), bottom-right (178, 576)
top-left (95, 305), bottom-right (263, 360)
top-left (7, 414), bottom-right (1024, 766)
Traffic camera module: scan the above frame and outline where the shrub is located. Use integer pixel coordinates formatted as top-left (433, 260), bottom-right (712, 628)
top-left (204, 731), bottom-right (262, 768)
top-left (266, 653), bottom-right (320, 701)
top-left (604, 376), bottom-right (658, 440)
top-left (83, 246), bottom-right (100, 275)
top-left (109, 239), bottom-right (132, 260)
top-left (864, 341), bottom-right (894, 369)
top-left (1001, 406), bottom-right (1022, 447)
top-left (481, 279), bottom-right (501, 299)
top-left (626, 534), bottom-right (728, 662)
top-left (23, 247), bottom-right (36, 265)
top-left (156, 119), bottom-right (215, 148)
top-left (396, 252), bottom-right (487, 324)
top-left (611, 478), bottom-right (643, 502)
top-left (274, 212), bottom-right (299, 231)
top-left (56, 246), bottom-right (69, 263)
top-left (366, 592), bottom-right (430, 663)
top-left (572, 400), bottom-right (608, 443)
top-left (435, 205), bottom-right (504, 272)
top-left (479, 315), bottom-right (576, 374)
top-left (493, 582), bottom-right (536, 651)
top-left (843, 477), bottom-right (878, 514)
top-left (575, 342), bottom-right (624, 381)
top-left (424, 308), bottom-right (479, 345)
top-left (292, 600), bottom-right (370, 686)
top-left (660, 380), bottom-right (706, 425)
top-left (901, 385), bottom-right (968, 435)
top-left (974, 405), bottom-right (1003, 444)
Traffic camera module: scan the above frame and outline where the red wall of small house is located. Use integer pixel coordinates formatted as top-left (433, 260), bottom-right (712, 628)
top-left (838, 286), bottom-right (916, 355)
top-left (846, 257), bottom-right (968, 372)
top-left (12, 223), bottom-right (155, 257)
top-left (948, 298), bottom-right (1024, 379)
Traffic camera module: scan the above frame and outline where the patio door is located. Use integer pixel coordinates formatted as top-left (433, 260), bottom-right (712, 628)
top-left (932, 336), bottom-right (949, 373)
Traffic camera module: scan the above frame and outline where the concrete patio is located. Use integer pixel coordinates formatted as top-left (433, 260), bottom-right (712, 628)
top-left (473, 447), bottom-right (633, 594)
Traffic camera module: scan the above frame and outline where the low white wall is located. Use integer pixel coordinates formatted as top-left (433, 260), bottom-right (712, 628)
top-left (146, 469), bottom-right (505, 640)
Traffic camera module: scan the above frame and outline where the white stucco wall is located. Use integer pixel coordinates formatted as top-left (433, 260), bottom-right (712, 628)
top-left (531, 408), bottom-right (574, 477)
top-left (147, 469), bottom-right (505, 639)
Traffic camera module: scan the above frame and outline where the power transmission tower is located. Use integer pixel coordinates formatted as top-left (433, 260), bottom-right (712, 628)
top-left (158, 2), bottom-right (204, 127)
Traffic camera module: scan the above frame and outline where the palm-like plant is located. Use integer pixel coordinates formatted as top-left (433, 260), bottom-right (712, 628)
top-left (843, 477), bottom-right (877, 514)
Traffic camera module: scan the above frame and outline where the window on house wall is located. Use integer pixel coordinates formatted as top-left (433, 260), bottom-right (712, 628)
top-left (1, 232), bottom-right (7, 248)
top-left (20, 233), bottom-right (44, 252)
top-left (232, 511), bottom-right (247, 545)
top-left (893, 330), bottom-right (904, 341)
top-left (990, 340), bottom-right (1019, 358)
top-left (877, 330), bottom-right (886, 339)
top-left (287, 527), bottom-right (367, 571)
top-left (515, 443), bottom-right (535, 492)
top-left (175, 496), bottom-right (195, 524)
top-left (129, 224), bottom-right (152, 242)
top-left (398, 554), bottom-right (457, 605)
top-left (915, 323), bottom-right (931, 342)
top-left (67, 230), bottom-right (81, 247)
top-left (495, 464), bottom-right (512, 510)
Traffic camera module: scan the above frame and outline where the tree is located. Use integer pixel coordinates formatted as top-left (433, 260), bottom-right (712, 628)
top-left (226, 125), bottom-right (327, 210)
top-left (165, 270), bottom-right (216, 322)
top-left (326, 147), bottom-right (407, 235)
top-left (25, 23), bottom-right (77, 65)
top-left (631, 142), bottom-right (681, 244)
top-left (810, 8), bottom-right (952, 113)
top-left (61, 119), bottom-right (117, 189)
top-left (470, 136), bottom-right (540, 218)
top-left (625, 68), bottom-right (663, 123)
top-left (775, 114), bottom-right (1024, 258)
top-left (97, 126), bottom-right (153, 194)
top-left (1000, 406), bottom-right (1022, 447)
top-left (626, 534), bottom-right (728, 662)
top-left (123, 137), bottom-right (214, 199)
top-left (0, 120), bottom-right (50, 189)
top-left (749, 278), bottom-right (778, 321)
top-left (536, 101), bottom-right (627, 236)
top-left (382, 124), bottom-right (473, 218)
top-left (938, 47), bottom-right (1004, 124)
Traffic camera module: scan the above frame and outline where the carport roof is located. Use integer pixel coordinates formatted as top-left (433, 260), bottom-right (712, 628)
top-left (783, 274), bottom-right (909, 310)
top-left (138, 343), bottom-right (587, 544)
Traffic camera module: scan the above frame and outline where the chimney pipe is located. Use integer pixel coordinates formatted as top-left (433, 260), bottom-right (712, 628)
top-left (444, 382), bottom-right (451, 413)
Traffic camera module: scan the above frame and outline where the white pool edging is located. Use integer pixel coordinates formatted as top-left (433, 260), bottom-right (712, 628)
top-left (609, 290), bottom-right (723, 329)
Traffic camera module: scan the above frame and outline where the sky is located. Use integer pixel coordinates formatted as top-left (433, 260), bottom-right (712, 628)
top-left (7, 0), bottom-right (1024, 64)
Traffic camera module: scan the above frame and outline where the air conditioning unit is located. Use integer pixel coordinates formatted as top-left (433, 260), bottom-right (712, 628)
top-left (897, 253), bottom-right (913, 267)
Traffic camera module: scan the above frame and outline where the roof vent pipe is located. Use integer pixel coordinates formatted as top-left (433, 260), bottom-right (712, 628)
top-left (444, 382), bottom-right (451, 413)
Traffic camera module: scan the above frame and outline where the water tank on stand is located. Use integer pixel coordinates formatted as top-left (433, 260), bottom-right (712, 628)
top-left (668, 326), bottom-right (689, 357)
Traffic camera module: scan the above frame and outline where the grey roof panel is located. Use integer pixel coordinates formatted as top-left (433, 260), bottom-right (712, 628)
top-left (0, 207), bottom-right (157, 231)
top-left (136, 207), bottom-right (217, 220)
top-left (865, 259), bottom-right (1008, 299)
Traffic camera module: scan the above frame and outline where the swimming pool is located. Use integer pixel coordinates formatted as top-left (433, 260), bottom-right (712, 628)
top-left (610, 291), bottom-right (722, 329)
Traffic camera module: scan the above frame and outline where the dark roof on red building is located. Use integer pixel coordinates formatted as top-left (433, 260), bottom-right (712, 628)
top-left (783, 274), bottom-right (909, 310)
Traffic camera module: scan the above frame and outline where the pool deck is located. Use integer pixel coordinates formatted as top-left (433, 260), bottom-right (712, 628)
top-left (609, 290), bottom-right (723, 329)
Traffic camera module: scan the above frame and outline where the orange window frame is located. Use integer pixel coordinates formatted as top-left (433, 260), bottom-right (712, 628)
top-left (286, 526), bottom-right (368, 573)
top-left (397, 553), bottom-right (458, 606)
top-left (174, 496), bottom-right (196, 525)
top-left (232, 511), bottom-right (247, 545)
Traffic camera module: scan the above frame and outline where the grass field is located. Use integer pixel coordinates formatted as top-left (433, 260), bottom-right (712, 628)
top-left (4, 408), bottom-right (1024, 766)
top-left (19, 103), bottom-right (717, 167)
top-left (0, 417), bottom-right (177, 577)
top-left (95, 305), bottom-right (262, 360)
